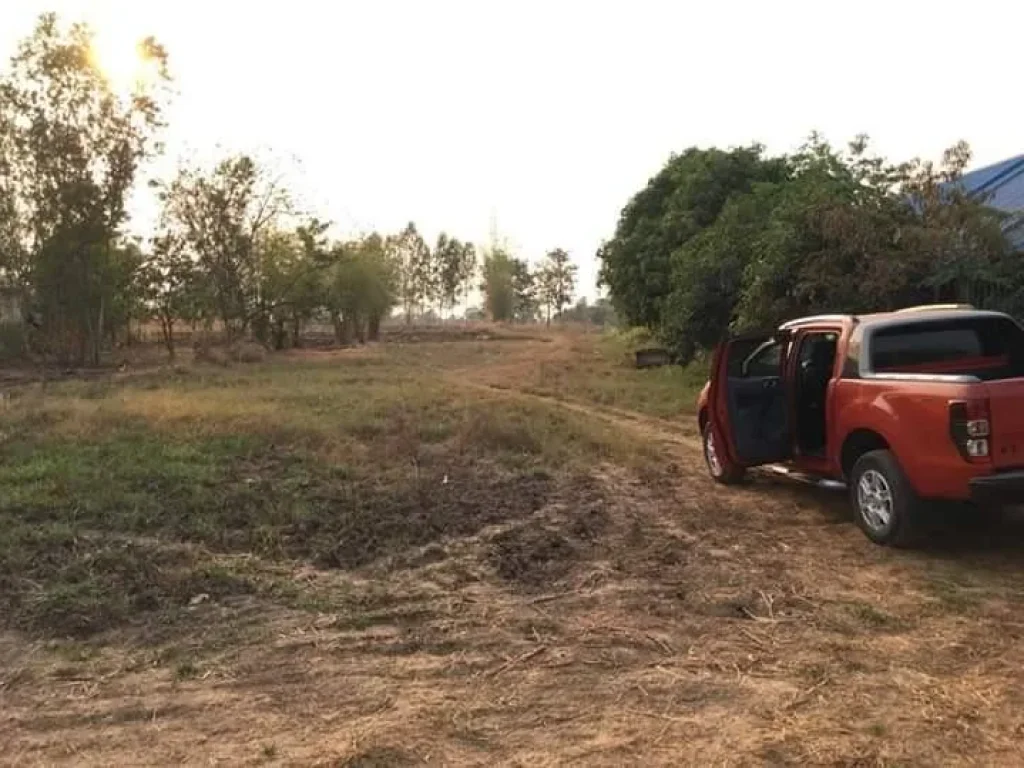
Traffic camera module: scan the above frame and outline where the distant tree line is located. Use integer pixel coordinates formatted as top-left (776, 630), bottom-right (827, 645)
top-left (558, 296), bottom-right (617, 326)
top-left (1, 14), bottom-right (584, 365)
top-left (148, 154), bottom-right (480, 356)
top-left (598, 136), bottom-right (1022, 361)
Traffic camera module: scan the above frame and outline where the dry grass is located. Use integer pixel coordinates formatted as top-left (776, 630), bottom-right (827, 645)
top-left (4, 328), bottom-right (1024, 765)
top-left (445, 328), bottom-right (708, 422)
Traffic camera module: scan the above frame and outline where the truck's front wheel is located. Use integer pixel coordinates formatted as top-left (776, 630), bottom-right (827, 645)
top-left (849, 449), bottom-right (921, 546)
top-left (703, 422), bottom-right (745, 485)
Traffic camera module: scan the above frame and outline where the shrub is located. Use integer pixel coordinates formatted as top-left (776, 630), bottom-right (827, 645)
top-left (230, 341), bottom-right (267, 363)
top-left (0, 322), bottom-right (27, 362)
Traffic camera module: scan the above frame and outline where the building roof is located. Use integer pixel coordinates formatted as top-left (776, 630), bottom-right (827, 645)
top-left (954, 153), bottom-right (1024, 250)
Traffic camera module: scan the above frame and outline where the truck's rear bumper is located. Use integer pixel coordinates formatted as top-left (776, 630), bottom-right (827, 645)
top-left (969, 470), bottom-right (1024, 505)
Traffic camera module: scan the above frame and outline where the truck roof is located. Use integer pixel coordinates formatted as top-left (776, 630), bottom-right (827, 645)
top-left (778, 304), bottom-right (1010, 331)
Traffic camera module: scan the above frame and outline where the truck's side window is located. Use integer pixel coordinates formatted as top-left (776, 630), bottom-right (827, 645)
top-left (743, 341), bottom-right (782, 378)
top-left (797, 332), bottom-right (838, 370)
top-left (869, 317), bottom-right (1024, 379)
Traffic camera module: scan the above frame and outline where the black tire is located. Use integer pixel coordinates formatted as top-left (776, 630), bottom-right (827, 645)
top-left (849, 449), bottom-right (921, 546)
top-left (702, 422), bottom-right (745, 485)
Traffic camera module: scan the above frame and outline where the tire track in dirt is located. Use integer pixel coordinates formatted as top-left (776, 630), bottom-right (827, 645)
top-left (449, 377), bottom-right (703, 453)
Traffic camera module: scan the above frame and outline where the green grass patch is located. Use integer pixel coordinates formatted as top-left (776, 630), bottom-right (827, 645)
top-left (0, 351), bottom-right (650, 638)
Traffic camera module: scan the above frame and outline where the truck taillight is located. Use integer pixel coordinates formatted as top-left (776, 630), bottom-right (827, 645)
top-left (950, 400), bottom-right (991, 461)
top-left (966, 419), bottom-right (990, 438)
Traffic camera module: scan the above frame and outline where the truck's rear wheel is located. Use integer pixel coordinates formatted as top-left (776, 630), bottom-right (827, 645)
top-left (703, 422), bottom-right (744, 485)
top-left (849, 449), bottom-right (921, 546)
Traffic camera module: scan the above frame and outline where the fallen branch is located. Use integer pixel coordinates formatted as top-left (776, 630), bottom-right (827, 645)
top-left (740, 606), bottom-right (788, 623)
top-left (785, 677), bottom-right (830, 711)
top-left (645, 633), bottom-right (675, 655)
top-left (528, 592), bottom-right (575, 605)
top-left (739, 628), bottom-right (770, 648)
top-left (485, 646), bottom-right (548, 677)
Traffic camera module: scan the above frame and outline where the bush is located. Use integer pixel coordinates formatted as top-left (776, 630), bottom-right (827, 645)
top-left (0, 322), bottom-right (27, 362)
top-left (193, 343), bottom-right (230, 366)
top-left (230, 341), bottom-right (267, 364)
top-left (613, 326), bottom-right (657, 350)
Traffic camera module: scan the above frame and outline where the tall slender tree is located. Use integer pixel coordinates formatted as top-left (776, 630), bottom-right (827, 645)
top-left (141, 233), bottom-right (201, 358)
top-left (511, 259), bottom-right (537, 322)
top-left (457, 241), bottom-right (477, 322)
top-left (537, 248), bottom-right (577, 325)
top-left (433, 233), bottom-right (477, 321)
top-left (390, 222), bottom-right (431, 324)
top-left (480, 247), bottom-right (516, 322)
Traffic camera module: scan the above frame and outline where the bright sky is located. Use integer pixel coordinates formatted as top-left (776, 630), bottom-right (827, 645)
top-left (2, 0), bottom-right (1022, 299)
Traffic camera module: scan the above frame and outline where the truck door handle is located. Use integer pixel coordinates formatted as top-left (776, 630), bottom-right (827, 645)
top-left (762, 379), bottom-right (777, 390)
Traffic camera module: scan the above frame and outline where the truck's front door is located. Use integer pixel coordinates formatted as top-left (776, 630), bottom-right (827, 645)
top-left (709, 333), bottom-right (793, 467)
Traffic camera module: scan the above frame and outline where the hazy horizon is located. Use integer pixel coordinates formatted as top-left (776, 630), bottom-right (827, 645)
top-left (2, 0), bottom-right (1022, 300)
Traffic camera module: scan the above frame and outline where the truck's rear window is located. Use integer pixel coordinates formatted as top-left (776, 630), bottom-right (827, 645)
top-left (869, 316), bottom-right (1024, 379)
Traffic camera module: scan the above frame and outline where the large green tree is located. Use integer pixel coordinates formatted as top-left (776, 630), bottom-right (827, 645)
top-left (597, 146), bottom-right (788, 329)
top-left (156, 154), bottom-right (292, 339)
top-left (661, 187), bottom-right (780, 359)
top-left (257, 224), bottom-right (328, 349)
top-left (605, 135), bottom-right (1016, 362)
top-left (0, 13), bottom-right (170, 363)
top-left (323, 233), bottom-right (396, 344)
top-left (732, 137), bottom-right (1008, 332)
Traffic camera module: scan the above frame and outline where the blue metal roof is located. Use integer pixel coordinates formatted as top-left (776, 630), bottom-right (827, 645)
top-left (955, 153), bottom-right (1024, 250)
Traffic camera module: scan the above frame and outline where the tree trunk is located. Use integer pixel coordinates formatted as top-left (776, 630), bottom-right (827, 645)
top-left (332, 312), bottom-right (345, 344)
top-left (252, 309), bottom-right (270, 345)
top-left (355, 314), bottom-right (366, 344)
top-left (161, 314), bottom-right (176, 359)
top-left (80, 307), bottom-right (92, 367)
top-left (92, 295), bottom-right (105, 366)
top-left (340, 313), bottom-right (354, 345)
top-left (291, 315), bottom-right (302, 348)
top-left (368, 313), bottom-right (381, 341)
top-left (272, 318), bottom-right (287, 350)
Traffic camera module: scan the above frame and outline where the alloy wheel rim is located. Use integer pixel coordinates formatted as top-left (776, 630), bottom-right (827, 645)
top-left (705, 428), bottom-right (723, 477)
top-left (857, 469), bottom-right (894, 531)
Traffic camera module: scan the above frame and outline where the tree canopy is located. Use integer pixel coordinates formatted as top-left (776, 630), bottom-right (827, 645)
top-left (597, 146), bottom-right (788, 330)
top-left (3, 12), bottom-right (1021, 367)
top-left (599, 136), bottom-right (1021, 361)
top-left (0, 13), bottom-right (170, 363)
top-left (0, 13), bottom-right (480, 362)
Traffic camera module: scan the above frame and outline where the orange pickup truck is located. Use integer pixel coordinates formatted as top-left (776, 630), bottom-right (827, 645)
top-left (696, 305), bottom-right (1024, 545)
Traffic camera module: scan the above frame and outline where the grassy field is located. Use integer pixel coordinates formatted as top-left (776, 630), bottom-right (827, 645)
top-left (4, 327), bottom-right (1024, 766)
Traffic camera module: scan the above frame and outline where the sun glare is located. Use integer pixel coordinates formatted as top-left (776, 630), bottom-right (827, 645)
top-left (88, 20), bottom-right (155, 91)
